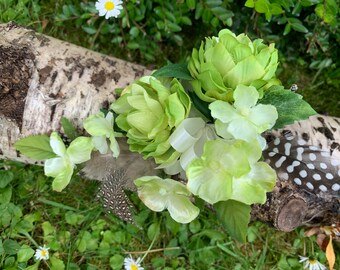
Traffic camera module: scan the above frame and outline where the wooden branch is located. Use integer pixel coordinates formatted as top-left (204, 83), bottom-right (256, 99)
top-left (0, 22), bottom-right (339, 231)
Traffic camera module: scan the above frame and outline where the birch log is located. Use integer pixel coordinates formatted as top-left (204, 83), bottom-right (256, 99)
top-left (0, 22), bottom-right (339, 232)
top-left (0, 22), bottom-right (149, 164)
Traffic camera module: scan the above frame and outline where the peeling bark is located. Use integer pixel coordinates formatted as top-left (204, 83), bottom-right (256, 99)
top-left (0, 22), bottom-right (339, 231)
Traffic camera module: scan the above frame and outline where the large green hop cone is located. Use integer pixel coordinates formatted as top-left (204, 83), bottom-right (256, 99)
top-left (188, 29), bottom-right (281, 102)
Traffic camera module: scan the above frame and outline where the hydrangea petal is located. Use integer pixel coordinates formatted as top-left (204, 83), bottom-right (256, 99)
top-left (92, 136), bottom-right (108, 154)
top-left (67, 136), bottom-right (93, 164)
top-left (227, 118), bottom-right (258, 142)
top-left (186, 159), bottom-right (232, 204)
top-left (49, 132), bottom-right (66, 157)
top-left (167, 195), bottom-right (199, 223)
top-left (135, 176), bottom-right (194, 221)
top-left (233, 85), bottom-right (259, 111)
top-left (51, 163), bottom-right (74, 192)
top-left (44, 157), bottom-right (68, 177)
top-left (231, 162), bottom-right (276, 204)
top-left (109, 133), bottom-right (120, 158)
top-left (214, 120), bottom-right (233, 139)
top-left (84, 112), bottom-right (113, 137)
top-left (248, 104), bottom-right (278, 132)
top-left (209, 100), bottom-right (240, 123)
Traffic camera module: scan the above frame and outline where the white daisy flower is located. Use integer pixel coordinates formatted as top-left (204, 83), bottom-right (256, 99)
top-left (299, 256), bottom-right (327, 270)
top-left (34, 245), bottom-right (50, 261)
top-left (124, 255), bottom-right (144, 270)
top-left (95, 0), bottom-right (123, 19)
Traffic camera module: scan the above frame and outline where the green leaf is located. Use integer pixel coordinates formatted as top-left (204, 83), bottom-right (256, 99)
top-left (61, 117), bottom-right (78, 141)
top-left (0, 171), bottom-right (14, 188)
top-left (287, 18), bottom-right (308, 33)
top-left (14, 135), bottom-right (56, 160)
top-left (127, 41), bottom-right (140, 50)
top-left (147, 222), bottom-right (160, 241)
top-left (315, 0), bottom-right (338, 24)
top-left (186, 0), bottom-right (196, 10)
top-left (0, 186), bottom-right (12, 204)
top-left (152, 63), bottom-right (193, 80)
top-left (301, 0), bottom-right (320, 6)
top-left (270, 3), bottom-right (283, 14)
top-left (129, 26), bottom-right (140, 38)
top-left (50, 256), bottom-right (65, 270)
top-left (109, 254), bottom-right (124, 270)
top-left (25, 262), bottom-right (40, 270)
top-left (195, 2), bottom-right (204, 19)
top-left (42, 221), bottom-right (55, 237)
top-left (81, 25), bottom-right (97, 35)
top-left (187, 91), bottom-right (213, 121)
top-left (214, 200), bottom-right (251, 242)
top-left (17, 244), bottom-right (35, 262)
top-left (244, 0), bottom-right (255, 8)
top-left (3, 239), bottom-right (21, 255)
top-left (260, 86), bottom-right (316, 129)
top-left (283, 23), bottom-right (291, 35)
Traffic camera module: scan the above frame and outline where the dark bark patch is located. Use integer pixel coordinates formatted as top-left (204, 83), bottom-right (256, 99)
top-left (0, 45), bottom-right (34, 129)
top-left (39, 65), bottom-right (53, 84)
top-left (90, 69), bottom-right (106, 88)
top-left (132, 65), bottom-right (146, 78)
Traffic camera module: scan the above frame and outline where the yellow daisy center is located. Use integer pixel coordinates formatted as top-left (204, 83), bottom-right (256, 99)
top-left (131, 264), bottom-right (138, 270)
top-left (41, 250), bottom-right (48, 257)
top-left (104, 1), bottom-right (115, 11)
top-left (309, 259), bottom-right (316, 264)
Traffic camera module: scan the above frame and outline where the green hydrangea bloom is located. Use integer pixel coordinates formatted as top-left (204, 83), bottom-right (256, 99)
top-left (111, 76), bottom-right (191, 164)
top-left (44, 132), bottom-right (93, 191)
top-left (134, 176), bottom-right (199, 223)
top-left (209, 85), bottom-right (278, 149)
top-left (188, 29), bottom-right (280, 102)
top-left (186, 139), bottom-right (276, 205)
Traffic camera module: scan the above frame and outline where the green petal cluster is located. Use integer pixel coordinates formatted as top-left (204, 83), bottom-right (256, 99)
top-left (186, 139), bottom-right (276, 205)
top-left (44, 132), bottom-right (93, 192)
top-left (83, 111), bottom-right (121, 158)
top-left (210, 85), bottom-right (278, 148)
top-left (188, 29), bottom-right (280, 102)
top-left (111, 76), bottom-right (191, 164)
top-left (134, 176), bottom-right (199, 223)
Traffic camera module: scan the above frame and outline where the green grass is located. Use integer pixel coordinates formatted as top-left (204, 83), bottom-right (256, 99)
top-left (0, 0), bottom-right (339, 269)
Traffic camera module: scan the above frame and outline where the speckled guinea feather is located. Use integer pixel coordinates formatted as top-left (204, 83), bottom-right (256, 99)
top-left (263, 115), bottom-right (340, 197)
top-left (80, 139), bottom-right (157, 223)
top-left (97, 169), bottom-right (135, 223)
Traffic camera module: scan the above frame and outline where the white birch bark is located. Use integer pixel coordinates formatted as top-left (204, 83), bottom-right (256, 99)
top-left (0, 22), bottom-right (149, 164)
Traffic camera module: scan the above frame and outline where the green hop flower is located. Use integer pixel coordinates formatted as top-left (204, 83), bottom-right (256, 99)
top-left (186, 139), bottom-right (276, 205)
top-left (188, 29), bottom-right (280, 102)
top-left (134, 176), bottom-right (199, 223)
top-left (44, 132), bottom-right (93, 192)
top-left (111, 76), bottom-right (191, 164)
